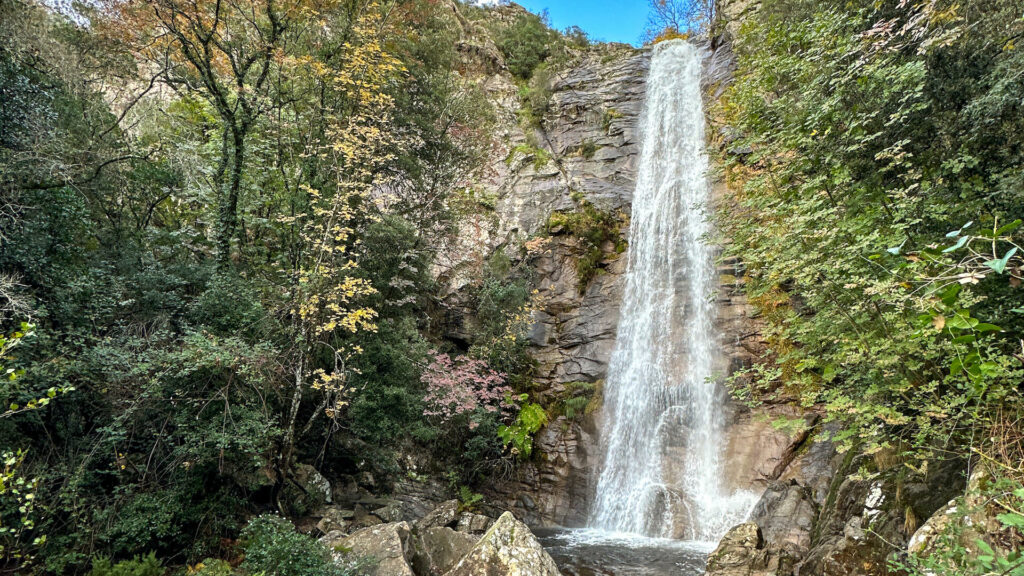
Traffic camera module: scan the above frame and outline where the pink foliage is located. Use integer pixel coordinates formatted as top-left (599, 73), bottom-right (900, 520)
top-left (421, 351), bottom-right (512, 426)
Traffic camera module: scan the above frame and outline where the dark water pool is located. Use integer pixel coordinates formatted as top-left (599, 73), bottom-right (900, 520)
top-left (536, 528), bottom-right (712, 576)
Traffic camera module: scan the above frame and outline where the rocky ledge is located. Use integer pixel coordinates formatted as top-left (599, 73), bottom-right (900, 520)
top-left (320, 505), bottom-right (561, 576)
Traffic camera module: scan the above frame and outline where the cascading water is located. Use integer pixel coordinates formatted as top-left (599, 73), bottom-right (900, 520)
top-left (588, 40), bottom-right (759, 544)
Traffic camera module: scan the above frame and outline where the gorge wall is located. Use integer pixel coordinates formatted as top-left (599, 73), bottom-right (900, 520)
top-left (434, 1), bottom-right (816, 531)
top-left (435, 4), bottom-right (973, 574)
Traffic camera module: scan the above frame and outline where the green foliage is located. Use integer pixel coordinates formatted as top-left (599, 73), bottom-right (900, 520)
top-left (240, 515), bottom-right (365, 576)
top-left (469, 249), bottom-right (536, 389)
top-left (506, 143), bottom-right (551, 171)
top-left (575, 140), bottom-right (600, 160)
top-left (0, 0), bottom-right (496, 571)
top-left (547, 199), bottom-right (626, 292)
top-left (497, 398), bottom-right (548, 459)
top-left (188, 559), bottom-right (234, 576)
top-left (562, 26), bottom-right (591, 49)
top-left (600, 108), bottom-right (623, 134)
top-left (495, 11), bottom-right (557, 80)
top-left (86, 552), bottom-right (163, 576)
top-left (721, 9), bottom-right (1024, 571)
top-left (457, 485), bottom-right (484, 512)
top-left (892, 470), bottom-right (1024, 575)
top-left (0, 449), bottom-right (42, 568)
top-left (515, 65), bottom-right (553, 129)
top-left (557, 382), bottom-right (597, 420)
top-left (188, 275), bottom-right (266, 337)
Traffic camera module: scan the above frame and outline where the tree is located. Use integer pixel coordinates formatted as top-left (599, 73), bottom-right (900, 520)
top-left (643, 0), bottom-right (717, 40)
top-left (107, 0), bottom-right (294, 266)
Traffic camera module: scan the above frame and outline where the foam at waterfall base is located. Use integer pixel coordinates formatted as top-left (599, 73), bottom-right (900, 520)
top-left (537, 528), bottom-right (712, 576)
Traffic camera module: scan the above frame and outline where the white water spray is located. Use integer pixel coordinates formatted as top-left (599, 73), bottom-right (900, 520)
top-left (589, 40), bottom-right (758, 543)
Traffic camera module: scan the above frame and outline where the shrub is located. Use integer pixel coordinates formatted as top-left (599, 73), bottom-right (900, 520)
top-left (240, 515), bottom-right (362, 576)
top-left (188, 274), bottom-right (266, 337)
top-left (562, 25), bottom-right (590, 49)
top-left (496, 12), bottom-right (555, 80)
top-left (421, 352), bottom-right (512, 426)
top-left (497, 400), bottom-right (548, 459)
top-left (188, 559), bottom-right (234, 576)
top-left (576, 140), bottom-right (599, 160)
top-left (457, 486), bottom-right (484, 512)
top-left (86, 552), bottom-right (163, 576)
top-left (505, 143), bottom-right (551, 171)
top-left (547, 200), bottom-right (626, 292)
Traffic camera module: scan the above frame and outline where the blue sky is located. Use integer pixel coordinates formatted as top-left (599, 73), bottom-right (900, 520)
top-left (513, 0), bottom-right (650, 46)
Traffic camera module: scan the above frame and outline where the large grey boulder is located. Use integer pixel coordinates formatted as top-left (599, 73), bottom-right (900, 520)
top-left (751, 480), bottom-right (817, 555)
top-left (707, 522), bottom-right (801, 576)
top-left (281, 464), bottom-right (331, 516)
top-left (322, 521), bottom-right (415, 576)
top-left (413, 527), bottom-right (478, 576)
top-left (444, 512), bottom-right (562, 576)
top-left (415, 499), bottom-right (460, 531)
top-left (455, 512), bottom-right (494, 534)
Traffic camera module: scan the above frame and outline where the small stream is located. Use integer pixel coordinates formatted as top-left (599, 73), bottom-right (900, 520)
top-left (537, 528), bottom-right (711, 576)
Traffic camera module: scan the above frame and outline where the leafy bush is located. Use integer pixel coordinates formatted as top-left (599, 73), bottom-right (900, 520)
top-left (557, 381), bottom-right (598, 420)
top-left (516, 66), bottom-right (553, 128)
top-left (600, 108), bottom-right (623, 134)
top-left (469, 249), bottom-right (537, 388)
top-left (506, 143), bottom-right (551, 171)
top-left (240, 515), bottom-right (362, 576)
top-left (547, 200), bottom-right (626, 292)
top-left (562, 25), bottom-right (590, 49)
top-left (188, 559), bottom-right (234, 576)
top-left (188, 274), bottom-right (266, 337)
top-left (722, 0), bottom-right (1024, 467)
top-left (497, 399), bottom-right (548, 459)
top-left (421, 352), bottom-right (512, 427)
top-left (86, 552), bottom-right (163, 576)
top-left (495, 12), bottom-right (556, 80)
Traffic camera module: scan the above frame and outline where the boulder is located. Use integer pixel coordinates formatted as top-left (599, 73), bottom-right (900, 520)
top-left (456, 512), bottom-right (494, 534)
top-left (908, 467), bottom-right (1017, 561)
top-left (416, 500), bottom-right (460, 531)
top-left (322, 521), bottom-right (415, 576)
top-left (445, 512), bottom-right (562, 576)
top-left (282, 464), bottom-right (331, 516)
top-left (413, 527), bottom-right (478, 576)
top-left (706, 523), bottom-right (798, 576)
top-left (794, 475), bottom-right (907, 576)
top-left (373, 502), bottom-right (405, 523)
top-left (316, 506), bottom-right (354, 534)
top-left (750, 480), bottom-right (817, 555)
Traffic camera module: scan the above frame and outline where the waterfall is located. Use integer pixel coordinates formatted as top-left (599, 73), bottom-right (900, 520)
top-left (589, 40), bottom-right (758, 543)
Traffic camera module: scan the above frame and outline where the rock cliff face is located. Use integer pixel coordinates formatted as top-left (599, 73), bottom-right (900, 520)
top-left (437, 12), bottom-right (803, 525)
top-left (437, 6), bottom-right (987, 576)
top-left (430, 0), bottom-right (818, 529)
top-left (475, 44), bottom-right (648, 527)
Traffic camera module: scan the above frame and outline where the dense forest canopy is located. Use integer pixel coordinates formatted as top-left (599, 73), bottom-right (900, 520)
top-left (2, 0), bottom-right (1024, 574)
top-left (0, 0), bottom-right (569, 572)
top-left (719, 0), bottom-right (1024, 572)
